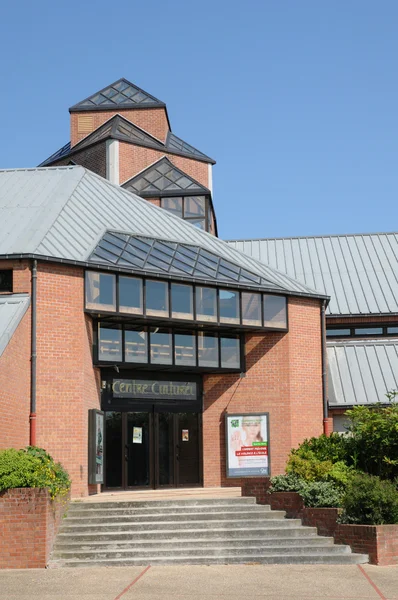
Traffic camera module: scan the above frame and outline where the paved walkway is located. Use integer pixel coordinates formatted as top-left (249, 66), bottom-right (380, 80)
top-left (0, 564), bottom-right (397, 600)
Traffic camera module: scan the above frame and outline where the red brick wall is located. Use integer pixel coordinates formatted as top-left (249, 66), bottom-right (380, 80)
top-left (336, 524), bottom-right (398, 566)
top-left (203, 297), bottom-right (323, 487)
top-left (71, 108), bottom-right (169, 146)
top-left (0, 260), bottom-right (31, 450)
top-left (0, 488), bottom-right (68, 568)
top-left (35, 264), bottom-right (100, 497)
top-left (53, 141), bottom-right (107, 178)
top-left (119, 143), bottom-right (209, 188)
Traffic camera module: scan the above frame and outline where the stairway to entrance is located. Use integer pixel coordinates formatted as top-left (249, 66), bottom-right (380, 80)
top-left (50, 495), bottom-right (368, 567)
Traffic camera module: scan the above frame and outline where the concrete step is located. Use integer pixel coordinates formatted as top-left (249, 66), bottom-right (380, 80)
top-left (59, 517), bottom-right (299, 534)
top-left (63, 509), bottom-right (284, 525)
top-left (68, 497), bottom-right (257, 510)
top-left (55, 525), bottom-right (319, 543)
top-left (52, 543), bottom-right (351, 560)
top-left (50, 552), bottom-right (369, 567)
top-left (54, 535), bottom-right (335, 551)
top-left (67, 504), bottom-right (271, 517)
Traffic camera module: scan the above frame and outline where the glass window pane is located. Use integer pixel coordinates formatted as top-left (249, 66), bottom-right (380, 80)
top-left (175, 332), bottom-right (196, 366)
top-left (242, 292), bottom-right (261, 326)
top-left (171, 284), bottom-right (193, 320)
top-left (150, 329), bottom-right (172, 364)
top-left (184, 196), bottom-right (206, 217)
top-left (86, 272), bottom-right (116, 311)
top-left (198, 332), bottom-right (219, 367)
top-left (354, 327), bottom-right (383, 336)
top-left (263, 295), bottom-right (287, 329)
top-left (326, 329), bottom-right (351, 337)
top-left (162, 197), bottom-right (183, 217)
top-left (220, 336), bottom-right (240, 369)
top-left (219, 289), bottom-right (240, 324)
top-left (119, 276), bottom-right (143, 314)
top-left (196, 287), bottom-right (217, 322)
top-left (98, 325), bottom-right (122, 361)
top-left (125, 328), bottom-right (147, 363)
top-left (387, 326), bottom-right (398, 334)
top-left (190, 218), bottom-right (206, 230)
top-left (146, 280), bottom-right (169, 317)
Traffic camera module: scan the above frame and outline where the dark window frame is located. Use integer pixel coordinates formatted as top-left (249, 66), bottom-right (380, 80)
top-left (85, 271), bottom-right (289, 333)
top-left (0, 270), bottom-right (13, 293)
top-left (326, 324), bottom-right (398, 339)
top-left (95, 321), bottom-right (245, 372)
top-left (161, 195), bottom-right (213, 233)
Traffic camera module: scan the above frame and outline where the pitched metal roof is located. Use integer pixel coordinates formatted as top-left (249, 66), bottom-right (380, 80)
top-left (227, 234), bottom-right (398, 316)
top-left (122, 157), bottom-right (209, 197)
top-left (328, 339), bottom-right (398, 406)
top-left (0, 166), bottom-right (326, 299)
top-left (69, 78), bottom-right (166, 112)
top-left (0, 294), bottom-right (30, 357)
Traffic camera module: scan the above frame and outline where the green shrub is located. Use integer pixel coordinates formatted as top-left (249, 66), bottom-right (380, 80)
top-left (344, 403), bottom-right (398, 480)
top-left (299, 481), bottom-right (342, 508)
top-left (286, 454), bottom-right (354, 488)
top-left (269, 473), bottom-right (306, 493)
top-left (0, 446), bottom-right (70, 500)
top-left (290, 433), bottom-right (348, 463)
top-left (339, 473), bottom-right (398, 525)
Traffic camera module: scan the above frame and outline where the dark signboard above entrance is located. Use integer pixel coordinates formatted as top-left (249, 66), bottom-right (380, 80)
top-left (112, 379), bottom-right (197, 401)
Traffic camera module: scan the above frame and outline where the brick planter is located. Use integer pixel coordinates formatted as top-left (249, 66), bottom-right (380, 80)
top-left (241, 478), bottom-right (271, 504)
top-left (335, 524), bottom-right (398, 566)
top-left (267, 491), bottom-right (398, 565)
top-left (0, 488), bottom-right (69, 569)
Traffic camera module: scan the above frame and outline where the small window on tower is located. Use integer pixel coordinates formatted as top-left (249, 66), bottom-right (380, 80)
top-left (0, 270), bottom-right (12, 293)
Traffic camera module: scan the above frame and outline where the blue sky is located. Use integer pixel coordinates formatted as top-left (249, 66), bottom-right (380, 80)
top-left (1, 1), bottom-right (397, 240)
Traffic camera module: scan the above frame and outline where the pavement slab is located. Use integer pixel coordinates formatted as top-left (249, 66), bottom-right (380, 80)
top-left (0, 564), bottom-right (397, 600)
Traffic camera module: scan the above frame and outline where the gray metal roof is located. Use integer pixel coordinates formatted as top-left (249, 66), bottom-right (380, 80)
top-left (0, 294), bottom-right (30, 357)
top-left (0, 166), bottom-right (326, 299)
top-left (69, 78), bottom-right (166, 112)
top-left (327, 339), bottom-right (398, 406)
top-left (122, 157), bottom-right (209, 197)
top-left (227, 234), bottom-right (398, 316)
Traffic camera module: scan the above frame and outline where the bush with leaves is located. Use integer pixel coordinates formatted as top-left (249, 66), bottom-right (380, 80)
top-left (344, 402), bottom-right (398, 480)
top-left (290, 433), bottom-right (348, 463)
top-left (299, 481), bottom-right (343, 508)
top-left (0, 446), bottom-right (70, 500)
top-left (339, 473), bottom-right (398, 525)
top-left (269, 473), bottom-right (307, 493)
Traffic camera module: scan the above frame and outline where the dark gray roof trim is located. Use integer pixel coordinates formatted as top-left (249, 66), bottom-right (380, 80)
top-left (328, 339), bottom-right (398, 407)
top-left (166, 132), bottom-right (215, 163)
top-left (39, 115), bottom-right (215, 167)
top-left (90, 232), bottom-right (284, 291)
top-left (122, 157), bottom-right (210, 197)
top-left (69, 78), bottom-right (165, 111)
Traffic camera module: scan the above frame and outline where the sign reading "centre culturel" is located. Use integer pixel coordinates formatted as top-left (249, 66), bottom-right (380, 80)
top-left (112, 379), bottom-right (197, 400)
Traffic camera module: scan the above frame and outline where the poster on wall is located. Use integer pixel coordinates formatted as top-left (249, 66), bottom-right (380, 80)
top-left (88, 409), bottom-right (104, 484)
top-left (225, 413), bottom-right (270, 478)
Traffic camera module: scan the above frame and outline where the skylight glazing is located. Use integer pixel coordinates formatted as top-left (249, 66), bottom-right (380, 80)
top-left (123, 158), bottom-right (207, 195)
top-left (72, 79), bottom-right (163, 109)
top-left (39, 142), bottom-right (71, 167)
top-left (167, 133), bottom-right (210, 161)
top-left (90, 232), bottom-right (271, 288)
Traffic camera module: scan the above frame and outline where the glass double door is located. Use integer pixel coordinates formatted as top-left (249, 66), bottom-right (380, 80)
top-left (105, 410), bottom-right (201, 489)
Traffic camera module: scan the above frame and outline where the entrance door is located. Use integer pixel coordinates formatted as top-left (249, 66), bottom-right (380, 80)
top-left (104, 410), bottom-right (201, 490)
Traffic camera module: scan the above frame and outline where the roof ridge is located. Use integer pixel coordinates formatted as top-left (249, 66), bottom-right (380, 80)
top-left (226, 231), bottom-right (398, 242)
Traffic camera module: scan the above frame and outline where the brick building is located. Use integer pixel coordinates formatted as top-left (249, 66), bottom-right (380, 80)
top-left (0, 78), bottom-right (341, 498)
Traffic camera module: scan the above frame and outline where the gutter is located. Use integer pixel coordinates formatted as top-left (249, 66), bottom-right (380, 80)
top-left (321, 299), bottom-right (329, 434)
top-left (30, 259), bottom-right (37, 446)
